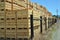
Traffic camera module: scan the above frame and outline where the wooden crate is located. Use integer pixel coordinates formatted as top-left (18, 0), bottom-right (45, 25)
top-left (6, 33), bottom-right (16, 38)
top-left (6, 0), bottom-right (27, 10)
top-left (0, 19), bottom-right (5, 28)
top-left (0, 11), bottom-right (5, 18)
top-left (0, 33), bottom-right (5, 37)
top-left (16, 10), bottom-right (28, 18)
top-left (5, 2), bottom-right (11, 10)
top-left (6, 27), bottom-right (16, 33)
top-left (0, 28), bottom-right (5, 33)
top-left (0, 2), bottom-right (5, 9)
top-left (14, 0), bottom-right (26, 7)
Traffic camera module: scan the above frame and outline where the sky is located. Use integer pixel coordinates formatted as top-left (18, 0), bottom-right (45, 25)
top-left (30, 0), bottom-right (60, 15)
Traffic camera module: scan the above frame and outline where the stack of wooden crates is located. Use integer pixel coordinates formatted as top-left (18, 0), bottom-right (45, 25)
top-left (0, 0), bottom-right (32, 40)
top-left (0, 0), bottom-right (43, 40)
